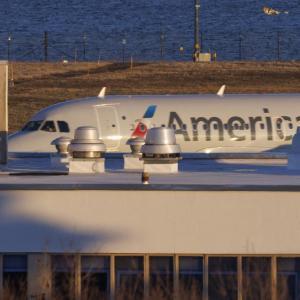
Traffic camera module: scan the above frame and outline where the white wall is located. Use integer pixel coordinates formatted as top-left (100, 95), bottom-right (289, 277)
top-left (0, 190), bottom-right (298, 254)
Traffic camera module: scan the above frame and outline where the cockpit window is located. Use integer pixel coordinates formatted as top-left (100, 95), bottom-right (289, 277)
top-left (57, 121), bottom-right (70, 133)
top-left (41, 121), bottom-right (56, 132)
top-left (22, 120), bottom-right (43, 131)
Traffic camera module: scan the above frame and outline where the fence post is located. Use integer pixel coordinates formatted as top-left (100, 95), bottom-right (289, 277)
top-left (7, 36), bottom-right (12, 61)
top-left (277, 31), bottom-right (280, 61)
top-left (122, 38), bottom-right (126, 63)
top-left (97, 49), bottom-right (101, 64)
top-left (160, 31), bottom-right (165, 59)
top-left (83, 33), bottom-right (87, 61)
top-left (239, 33), bottom-right (243, 60)
top-left (44, 31), bottom-right (48, 62)
top-left (200, 30), bottom-right (203, 52)
top-left (74, 48), bottom-right (77, 63)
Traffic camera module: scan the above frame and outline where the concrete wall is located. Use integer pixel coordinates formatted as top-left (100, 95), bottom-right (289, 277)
top-left (0, 189), bottom-right (299, 254)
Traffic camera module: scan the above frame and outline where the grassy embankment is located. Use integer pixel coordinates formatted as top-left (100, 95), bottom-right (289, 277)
top-left (8, 61), bottom-right (300, 132)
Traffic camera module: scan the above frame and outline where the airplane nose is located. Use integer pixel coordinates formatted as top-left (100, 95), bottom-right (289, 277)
top-left (8, 131), bottom-right (59, 153)
top-left (8, 132), bottom-right (37, 152)
top-left (8, 132), bottom-right (25, 152)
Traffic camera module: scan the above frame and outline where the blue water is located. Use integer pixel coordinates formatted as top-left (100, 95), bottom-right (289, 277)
top-left (1, 0), bottom-right (300, 61)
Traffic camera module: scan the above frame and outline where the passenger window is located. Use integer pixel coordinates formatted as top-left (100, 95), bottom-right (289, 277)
top-left (22, 120), bottom-right (43, 131)
top-left (41, 121), bottom-right (56, 132)
top-left (277, 121), bottom-right (282, 129)
top-left (57, 121), bottom-right (70, 133)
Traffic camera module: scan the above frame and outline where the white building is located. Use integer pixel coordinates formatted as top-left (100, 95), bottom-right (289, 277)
top-left (0, 156), bottom-right (299, 300)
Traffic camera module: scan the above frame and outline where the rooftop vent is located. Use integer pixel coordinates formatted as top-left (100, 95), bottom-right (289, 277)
top-left (68, 126), bottom-right (106, 173)
top-left (50, 136), bottom-right (72, 169)
top-left (127, 136), bottom-right (145, 155)
top-left (141, 127), bottom-right (181, 160)
top-left (123, 137), bottom-right (145, 170)
top-left (51, 136), bottom-right (72, 155)
top-left (141, 127), bottom-right (181, 173)
top-left (68, 126), bottom-right (106, 159)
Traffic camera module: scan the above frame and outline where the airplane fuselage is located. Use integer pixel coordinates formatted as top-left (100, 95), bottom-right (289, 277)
top-left (8, 94), bottom-right (300, 153)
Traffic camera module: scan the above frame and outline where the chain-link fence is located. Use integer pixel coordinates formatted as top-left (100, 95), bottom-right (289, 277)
top-left (1, 29), bottom-right (300, 62)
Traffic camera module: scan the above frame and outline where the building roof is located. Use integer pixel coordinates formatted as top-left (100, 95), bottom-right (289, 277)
top-left (1, 154), bottom-right (300, 191)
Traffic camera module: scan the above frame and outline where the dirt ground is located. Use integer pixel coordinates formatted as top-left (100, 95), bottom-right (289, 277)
top-left (8, 61), bottom-right (300, 132)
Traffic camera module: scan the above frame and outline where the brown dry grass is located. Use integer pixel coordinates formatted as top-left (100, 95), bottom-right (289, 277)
top-left (8, 61), bottom-right (300, 132)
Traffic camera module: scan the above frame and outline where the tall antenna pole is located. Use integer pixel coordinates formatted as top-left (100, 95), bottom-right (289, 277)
top-left (193, 0), bottom-right (201, 62)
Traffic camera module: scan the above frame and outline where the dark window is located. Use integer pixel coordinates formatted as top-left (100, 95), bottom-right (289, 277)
top-left (115, 256), bottom-right (144, 299)
top-left (3, 255), bottom-right (27, 300)
top-left (213, 124), bottom-right (218, 130)
top-left (224, 124), bottom-right (228, 130)
top-left (122, 116), bottom-right (126, 120)
top-left (179, 256), bottom-right (203, 299)
top-left (81, 256), bottom-right (110, 300)
top-left (209, 257), bottom-right (237, 300)
top-left (277, 121), bottom-right (282, 130)
top-left (245, 124), bottom-right (249, 130)
top-left (203, 124), bottom-right (208, 130)
top-left (21, 120), bottom-right (43, 131)
top-left (182, 124), bottom-right (187, 130)
top-left (52, 255), bottom-right (76, 300)
top-left (260, 123), bottom-right (265, 130)
top-left (242, 257), bottom-right (271, 300)
top-left (289, 123), bottom-right (293, 130)
top-left (41, 121), bottom-right (56, 132)
top-left (57, 121), bottom-right (70, 133)
top-left (150, 256), bottom-right (174, 299)
top-left (277, 257), bottom-right (300, 300)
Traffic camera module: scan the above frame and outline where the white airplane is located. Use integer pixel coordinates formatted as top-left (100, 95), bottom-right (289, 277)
top-left (8, 87), bottom-right (300, 154)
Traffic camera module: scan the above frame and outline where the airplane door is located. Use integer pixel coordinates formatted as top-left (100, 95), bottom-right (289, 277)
top-left (95, 106), bottom-right (120, 149)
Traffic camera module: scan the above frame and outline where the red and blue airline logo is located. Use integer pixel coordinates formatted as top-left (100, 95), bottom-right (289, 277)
top-left (131, 105), bottom-right (157, 138)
